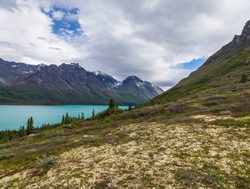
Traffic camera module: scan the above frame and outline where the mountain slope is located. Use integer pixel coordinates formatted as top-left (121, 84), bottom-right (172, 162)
top-left (0, 60), bottom-right (163, 105)
top-left (0, 58), bottom-right (39, 86)
top-left (150, 20), bottom-right (250, 113)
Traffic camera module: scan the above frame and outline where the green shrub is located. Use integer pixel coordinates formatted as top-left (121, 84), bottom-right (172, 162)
top-left (240, 73), bottom-right (248, 83)
top-left (35, 156), bottom-right (57, 175)
top-left (0, 149), bottom-right (14, 160)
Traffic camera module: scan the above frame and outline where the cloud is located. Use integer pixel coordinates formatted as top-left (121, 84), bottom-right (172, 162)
top-left (1, 0), bottom-right (250, 89)
top-left (51, 10), bottom-right (64, 20)
top-left (0, 0), bottom-right (81, 64)
top-left (70, 0), bottom-right (250, 86)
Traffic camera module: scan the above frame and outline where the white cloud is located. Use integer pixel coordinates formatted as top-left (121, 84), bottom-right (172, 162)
top-left (1, 0), bottom-right (250, 89)
top-left (51, 10), bottom-right (64, 20)
top-left (0, 0), bottom-right (81, 65)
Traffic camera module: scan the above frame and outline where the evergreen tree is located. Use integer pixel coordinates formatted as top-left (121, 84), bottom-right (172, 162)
top-left (61, 115), bottom-right (65, 124)
top-left (78, 114), bottom-right (80, 120)
top-left (81, 112), bottom-right (84, 120)
top-left (92, 109), bottom-right (95, 118)
top-left (65, 113), bottom-right (69, 124)
top-left (30, 117), bottom-right (34, 130)
top-left (109, 99), bottom-right (115, 109)
top-left (26, 117), bottom-right (34, 135)
top-left (26, 118), bottom-right (30, 135)
top-left (128, 105), bottom-right (132, 111)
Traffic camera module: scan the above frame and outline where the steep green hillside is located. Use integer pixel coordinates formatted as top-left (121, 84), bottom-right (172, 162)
top-left (151, 21), bottom-right (250, 108)
top-left (151, 48), bottom-right (250, 105)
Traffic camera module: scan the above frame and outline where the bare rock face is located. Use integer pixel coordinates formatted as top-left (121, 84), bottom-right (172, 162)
top-left (233, 20), bottom-right (250, 45)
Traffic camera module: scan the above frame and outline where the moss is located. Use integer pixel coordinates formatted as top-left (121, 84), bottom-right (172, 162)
top-left (174, 165), bottom-right (228, 189)
top-left (213, 118), bottom-right (250, 128)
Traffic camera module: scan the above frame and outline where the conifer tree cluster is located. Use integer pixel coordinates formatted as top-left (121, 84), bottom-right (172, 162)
top-left (61, 112), bottom-right (85, 124)
top-left (109, 99), bottom-right (119, 110)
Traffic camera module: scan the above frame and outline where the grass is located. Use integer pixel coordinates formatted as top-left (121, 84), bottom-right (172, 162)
top-left (0, 112), bottom-right (249, 188)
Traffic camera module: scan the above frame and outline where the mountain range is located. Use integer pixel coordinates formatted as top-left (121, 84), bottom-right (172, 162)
top-left (0, 59), bottom-right (163, 105)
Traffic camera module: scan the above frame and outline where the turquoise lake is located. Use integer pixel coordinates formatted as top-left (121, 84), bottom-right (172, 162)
top-left (0, 105), bottom-right (127, 131)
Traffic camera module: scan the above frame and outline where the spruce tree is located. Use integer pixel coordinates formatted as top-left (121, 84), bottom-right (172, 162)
top-left (61, 115), bottom-right (65, 124)
top-left (109, 99), bottom-right (115, 109)
top-left (26, 118), bottom-right (30, 135)
top-left (30, 117), bottom-right (34, 131)
top-left (26, 117), bottom-right (34, 135)
top-left (81, 112), bottom-right (84, 120)
top-left (65, 113), bottom-right (69, 124)
top-left (92, 109), bottom-right (95, 118)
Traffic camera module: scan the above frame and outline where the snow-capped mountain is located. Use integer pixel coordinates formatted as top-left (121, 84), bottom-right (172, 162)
top-left (93, 71), bottom-right (121, 88)
top-left (0, 58), bottom-right (163, 105)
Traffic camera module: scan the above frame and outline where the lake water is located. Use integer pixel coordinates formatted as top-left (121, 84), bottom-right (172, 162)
top-left (0, 105), bottom-right (127, 131)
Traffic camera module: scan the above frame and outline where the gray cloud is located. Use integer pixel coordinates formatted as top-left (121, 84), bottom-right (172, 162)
top-left (1, 0), bottom-right (250, 88)
top-left (69, 0), bottom-right (250, 85)
top-left (154, 80), bottom-right (175, 88)
top-left (0, 0), bottom-right (20, 12)
top-left (37, 36), bottom-right (47, 41)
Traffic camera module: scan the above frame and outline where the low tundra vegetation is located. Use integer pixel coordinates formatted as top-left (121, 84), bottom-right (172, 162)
top-left (0, 111), bottom-right (249, 188)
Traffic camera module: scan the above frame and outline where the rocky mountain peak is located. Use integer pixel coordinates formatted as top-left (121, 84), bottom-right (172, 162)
top-left (124, 76), bottom-right (143, 82)
top-left (70, 63), bottom-right (82, 69)
top-left (241, 20), bottom-right (250, 35)
top-left (201, 20), bottom-right (250, 67)
top-left (93, 71), bottom-right (120, 88)
top-left (233, 20), bottom-right (250, 45)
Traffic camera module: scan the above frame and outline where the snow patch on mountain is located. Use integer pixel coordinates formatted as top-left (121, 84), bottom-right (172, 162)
top-left (38, 64), bottom-right (46, 71)
top-left (11, 64), bottom-right (18, 68)
top-left (70, 63), bottom-right (82, 69)
top-left (93, 71), bottom-right (109, 77)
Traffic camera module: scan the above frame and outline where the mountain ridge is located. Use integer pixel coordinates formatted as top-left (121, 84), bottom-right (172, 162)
top-left (149, 20), bottom-right (250, 113)
top-left (0, 59), bottom-right (163, 105)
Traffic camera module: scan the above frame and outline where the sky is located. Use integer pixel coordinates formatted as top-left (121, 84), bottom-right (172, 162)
top-left (0, 0), bottom-right (250, 90)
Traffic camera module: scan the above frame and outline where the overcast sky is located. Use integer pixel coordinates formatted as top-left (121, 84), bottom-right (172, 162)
top-left (0, 0), bottom-right (250, 89)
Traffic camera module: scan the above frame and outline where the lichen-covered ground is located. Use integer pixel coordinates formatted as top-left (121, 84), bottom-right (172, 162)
top-left (1, 115), bottom-right (249, 189)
